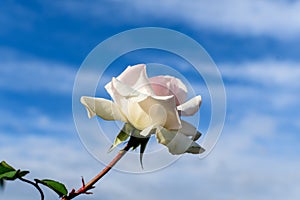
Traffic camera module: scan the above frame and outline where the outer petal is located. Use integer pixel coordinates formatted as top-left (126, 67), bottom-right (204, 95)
top-left (180, 120), bottom-right (202, 141)
top-left (140, 124), bottom-right (156, 137)
top-left (156, 127), bottom-right (204, 155)
top-left (80, 96), bottom-right (127, 122)
top-left (177, 95), bottom-right (202, 116)
top-left (149, 75), bottom-right (188, 105)
top-left (138, 95), bottom-right (181, 130)
top-left (105, 64), bottom-right (154, 98)
top-left (186, 142), bottom-right (205, 154)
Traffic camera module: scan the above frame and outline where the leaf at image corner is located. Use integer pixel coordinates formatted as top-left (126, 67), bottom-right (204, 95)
top-left (0, 161), bottom-right (16, 174)
top-left (0, 170), bottom-right (18, 180)
top-left (0, 169), bottom-right (29, 181)
top-left (38, 179), bottom-right (68, 197)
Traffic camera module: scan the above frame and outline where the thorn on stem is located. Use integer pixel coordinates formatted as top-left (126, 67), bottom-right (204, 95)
top-left (81, 177), bottom-right (85, 187)
top-left (69, 189), bottom-right (76, 195)
top-left (85, 191), bottom-right (93, 195)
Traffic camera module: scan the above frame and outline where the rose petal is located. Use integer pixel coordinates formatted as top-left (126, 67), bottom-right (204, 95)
top-left (126, 100), bottom-right (153, 130)
top-left (177, 95), bottom-right (202, 116)
top-left (109, 78), bottom-right (150, 128)
top-left (186, 142), bottom-right (205, 154)
top-left (140, 125), bottom-right (155, 137)
top-left (180, 120), bottom-right (202, 141)
top-left (105, 64), bottom-right (154, 97)
top-left (110, 77), bottom-right (142, 99)
top-left (149, 75), bottom-right (187, 105)
top-left (156, 127), bottom-right (203, 155)
top-left (80, 96), bottom-right (127, 122)
top-left (105, 77), bottom-right (147, 113)
top-left (138, 95), bottom-right (181, 130)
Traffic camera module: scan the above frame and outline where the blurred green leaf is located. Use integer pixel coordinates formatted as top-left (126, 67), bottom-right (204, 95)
top-left (19, 170), bottom-right (30, 178)
top-left (0, 161), bottom-right (30, 186)
top-left (37, 179), bottom-right (68, 197)
top-left (0, 161), bottom-right (15, 174)
top-left (0, 170), bottom-right (18, 180)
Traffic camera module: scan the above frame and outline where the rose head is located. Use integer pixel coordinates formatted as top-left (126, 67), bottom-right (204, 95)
top-left (81, 64), bottom-right (204, 155)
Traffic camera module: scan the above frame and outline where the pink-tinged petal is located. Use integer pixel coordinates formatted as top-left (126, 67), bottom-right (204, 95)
top-left (149, 75), bottom-right (187, 105)
top-left (105, 64), bottom-right (154, 97)
top-left (155, 127), bottom-right (204, 155)
top-left (138, 95), bottom-right (182, 130)
top-left (111, 77), bottom-right (141, 99)
top-left (80, 96), bottom-right (127, 122)
top-left (177, 95), bottom-right (202, 116)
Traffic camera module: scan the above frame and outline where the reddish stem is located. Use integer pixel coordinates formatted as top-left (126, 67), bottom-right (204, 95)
top-left (62, 144), bottom-right (130, 200)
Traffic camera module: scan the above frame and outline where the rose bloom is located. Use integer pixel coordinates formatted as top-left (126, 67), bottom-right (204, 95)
top-left (81, 64), bottom-right (204, 155)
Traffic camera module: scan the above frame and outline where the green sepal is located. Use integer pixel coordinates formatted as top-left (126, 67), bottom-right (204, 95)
top-left (126, 135), bottom-right (150, 169)
top-left (139, 137), bottom-right (150, 169)
top-left (36, 179), bottom-right (68, 197)
top-left (108, 130), bottom-right (130, 152)
top-left (108, 123), bottom-right (132, 152)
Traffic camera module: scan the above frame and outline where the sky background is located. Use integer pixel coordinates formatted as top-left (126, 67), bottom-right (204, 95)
top-left (1, 0), bottom-right (300, 199)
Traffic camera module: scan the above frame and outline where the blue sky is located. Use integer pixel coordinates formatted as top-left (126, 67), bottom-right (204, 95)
top-left (1, 0), bottom-right (300, 199)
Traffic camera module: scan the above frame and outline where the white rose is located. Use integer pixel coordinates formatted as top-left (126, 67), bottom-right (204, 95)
top-left (81, 64), bottom-right (204, 155)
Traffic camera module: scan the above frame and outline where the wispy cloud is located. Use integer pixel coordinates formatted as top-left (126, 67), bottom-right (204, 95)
top-left (53, 0), bottom-right (300, 39)
top-left (219, 60), bottom-right (300, 111)
top-left (2, 110), bottom-right (299, 200)
top-left (2, 58), bottom-right (300, 200)
top-left (0, 60), bottom-right (76, 95)
top-left (221, 60), bottom-right (300, 89)
top-left (130, 0), bottom-right (300, 39)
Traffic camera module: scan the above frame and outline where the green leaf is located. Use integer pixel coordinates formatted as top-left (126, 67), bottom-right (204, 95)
top-left (0, 162), bottom-right (29, 182)
top-left (18, 170), bottom-right (30, 178)
top-left (37, 179), bottom-right (68, 197)
top-left (108, 124), bottom-right (131, 152)
top-left (0, 161), bottom-right (16, 174)
top-left (0, 170), bottom-right (18, 180)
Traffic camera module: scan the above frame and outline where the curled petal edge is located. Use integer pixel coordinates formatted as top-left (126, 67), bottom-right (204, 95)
top-left (156, 126), bottom-right (205, 155)
top-left (80, 96), bottom-right (127, 122)
top-left (177, 95), bottom-right (202, 116)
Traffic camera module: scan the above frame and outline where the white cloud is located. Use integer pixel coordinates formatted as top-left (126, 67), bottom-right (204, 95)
top-left (0, 108), bottom-right (74, 136)
top-left (0, 47), bottom-right (114, 97)
top-left (1, 105), bottom-right (300, 200)
top-left (220, 60), bottom-right (300, 89)
top-left (130, 0), bottom-right (300, 39)
top-left (1, 46), bottom-right (299, 199)
top-left (54, 0), bottom-right (300, 39)
top-left (0, 59), bottom-right (76, 94)
top-left (218, 60), bottom-right (300, 110)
